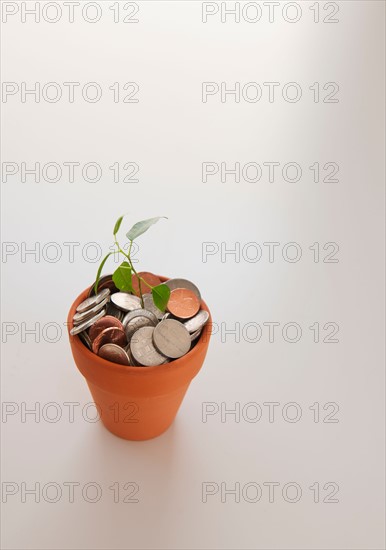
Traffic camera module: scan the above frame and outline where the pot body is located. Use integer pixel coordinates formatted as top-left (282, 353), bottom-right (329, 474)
top-left (67, 278), bottom-right (211, 440)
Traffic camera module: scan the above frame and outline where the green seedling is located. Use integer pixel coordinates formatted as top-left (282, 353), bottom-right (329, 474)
top-left (94, 215), bottom-right (170, 311)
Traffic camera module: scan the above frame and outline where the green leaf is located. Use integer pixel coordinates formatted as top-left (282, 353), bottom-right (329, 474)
top-left (126, 216), bottom-right (167, 242)
top-left (112, 262), bottom-right (133, 292)
top-left (113, 215), bottom-right (124, 236)
top-left (151, 284), bottom-right (170, 312)
top-left (94, 252), bottom-right (113, 294)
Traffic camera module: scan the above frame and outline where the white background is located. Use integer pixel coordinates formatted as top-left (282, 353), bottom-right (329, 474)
top-left (1, 1), bottom-right (385, 549)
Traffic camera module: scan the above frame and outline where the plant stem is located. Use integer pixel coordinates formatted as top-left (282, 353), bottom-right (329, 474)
top-left (114, 237), bottom-right (145, 307)
top-left (127, 240), bottom-right (145, 304)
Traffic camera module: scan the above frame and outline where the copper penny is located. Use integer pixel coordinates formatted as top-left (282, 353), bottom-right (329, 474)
top-left (98, 344), bottom-right (130, 365)
top-left (88, 315), bottom-right (125, 343)
top-left (131, 272), bottom-right (161, 296)
top-left (88, 274), bottom-right (119, 297)
top-left (92, 326), bottom-right (127, 354)
top-left (167, 288), bottom-right (200, 319)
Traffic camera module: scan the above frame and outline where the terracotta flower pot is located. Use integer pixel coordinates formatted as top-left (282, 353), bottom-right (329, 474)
top-left (67, 276), bottom-right (212, 440)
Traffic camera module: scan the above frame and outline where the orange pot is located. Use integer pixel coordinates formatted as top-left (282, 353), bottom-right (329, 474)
top-left (67, 277), bottom-right (212, 440)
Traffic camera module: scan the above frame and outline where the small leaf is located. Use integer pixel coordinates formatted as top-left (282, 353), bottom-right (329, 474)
top-left (152, 284), bottom-right (170, 312)
top-left (113, 215), bottom-right (124, 236)
top-left (126, 216), bottom-right (167, 242)
top-left (94, 252), bottom-right (113, 294)
top-left (112, 262), bottom-right (133, 292)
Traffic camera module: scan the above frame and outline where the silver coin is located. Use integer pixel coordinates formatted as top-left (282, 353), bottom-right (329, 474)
top-left (78, 330), bottom-right (92, 350)
top-left (122, 308), bottom-right (158, 328)
top-left (153, 319), bottom-right (191, 359)
top-left (190, 328), bottom-right (202, 342)
top-left (70, 308), bottom-right (106, 336)
top-left (106, 302), bottom-right (125, 321)
top-left (165, 278), bottom-right (201, 300)
top-left (76, 288), bottom-right (110, 314)
top-left (73, 296), bottom-right (109, 325)
top-left (110, 292), bottom-right (141, 312)
top-left (161, 312), bottom-right (171, 321)
top-left (130, 326), bottom-right (168, 367)
top-left (98, 343), bottom-right (131, 365)
top-left (183, 310), bottom-right (209, 334)
top-left (143, 293), bottom-right (164, 320)
top-left (124, 343), bottom-right (136, 365)
top-left (125, 316), bottom-right (157, 341)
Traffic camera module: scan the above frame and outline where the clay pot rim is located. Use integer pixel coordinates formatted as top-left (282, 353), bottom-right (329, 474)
top-left (67, 280), bottom-right (212, 377)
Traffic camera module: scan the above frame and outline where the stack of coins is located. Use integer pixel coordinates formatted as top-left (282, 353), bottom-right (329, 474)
top-left (71, 274), bottom-right (209, 367)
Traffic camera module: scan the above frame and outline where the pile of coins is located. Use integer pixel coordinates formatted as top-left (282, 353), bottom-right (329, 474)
top-left (70, 274), bottom-right (209, 366)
